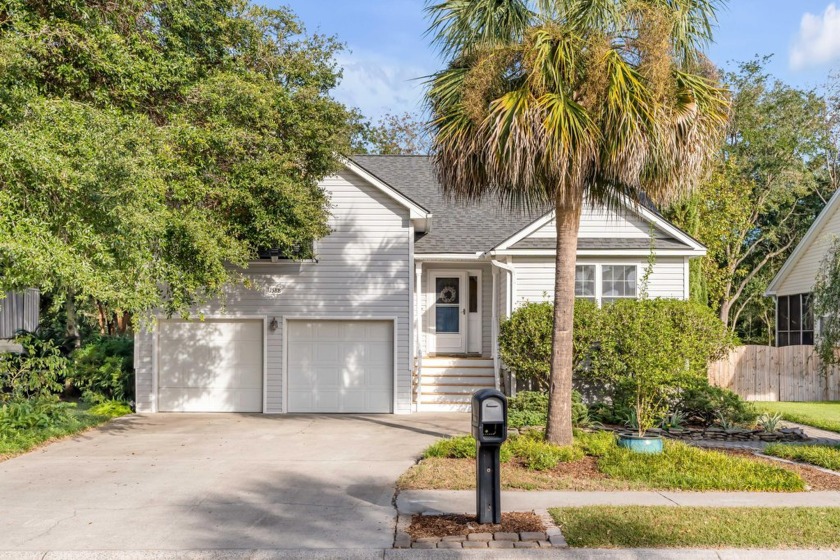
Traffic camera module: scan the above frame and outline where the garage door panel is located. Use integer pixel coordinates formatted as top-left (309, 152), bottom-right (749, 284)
top-left (158, 319), bottom-right (263, 413)
top-left (287, 320), bottom-right (393, 413)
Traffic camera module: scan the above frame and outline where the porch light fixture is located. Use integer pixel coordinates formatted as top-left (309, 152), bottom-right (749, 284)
top-left (269, 317), bottom-right (279, 332)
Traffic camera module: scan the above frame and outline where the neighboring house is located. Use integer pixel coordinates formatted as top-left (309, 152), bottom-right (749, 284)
top-left (765, 189), bottom-right (840, 347)
top-left (134, 155), bottom-right (706, 414)
top-left (0, 289), bottom-right (40, 353)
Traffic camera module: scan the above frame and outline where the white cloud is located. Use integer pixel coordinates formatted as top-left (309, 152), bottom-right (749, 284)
top-left (334, 48), bottom-right (432, 121)
top-left (790, 3), bottom-right (840, 70)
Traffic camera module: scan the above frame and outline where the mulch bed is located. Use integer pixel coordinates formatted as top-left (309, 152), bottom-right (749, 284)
top-left (408, 512), bottom-right (545, 539)
top-left (721, 449), bottom-right (840, 491)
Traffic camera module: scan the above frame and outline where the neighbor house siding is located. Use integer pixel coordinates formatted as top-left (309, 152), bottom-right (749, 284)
top-left (0, 289), bottom-right (39, 339)
top-left (512, 256), bottom-right (687, 307)
top-left (420, 262), bottom-right (492, 357)
top-left (775, 204), bottom-right (840, 296)
top-left (135, 168), bottom-right (413, 413)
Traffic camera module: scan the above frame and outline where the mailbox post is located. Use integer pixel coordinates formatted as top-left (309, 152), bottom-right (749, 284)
top-left (471, 388), bottom-right (508, 524)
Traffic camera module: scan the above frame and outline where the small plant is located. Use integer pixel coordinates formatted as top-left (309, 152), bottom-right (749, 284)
top-left (0, 396), bottom-right (75, 431)
top-left (0, 333), bottom-right (68, 401)
top-left (423, 435), bottom-right (477, 459)
top-left (757, 412), bottom-right (784, 433)
top-left (507, 431), bottom-right (583, 470)
top-left (660, 410), bottom-right (686, 430)
top-left (573, 429), bottom-right (616, 457)
top-left (715, 410), bottom-right (737, 430)
top-left (622, 409), bottom-right (640, 432)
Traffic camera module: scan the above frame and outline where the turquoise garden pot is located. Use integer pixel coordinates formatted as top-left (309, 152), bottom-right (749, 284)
top-left (617, 434), bottom-right (664, 454)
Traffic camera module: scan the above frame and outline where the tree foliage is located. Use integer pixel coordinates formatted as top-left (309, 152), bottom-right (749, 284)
top-left (357, 112), bottom-right (432, 155)
top-left (668, 59), bottom-right (836, 342)
top-left (425, 0), bottom-right (729, 444)
top-left (813, 237), bottom-right (840, 370)
top-left (0, 1), bottom-right (359, 329)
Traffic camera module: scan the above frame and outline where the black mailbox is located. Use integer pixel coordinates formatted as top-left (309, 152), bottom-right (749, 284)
top-left (470, 388), bottom-right (507, 524)
top-left (471, 388), bottom-right (508, 444)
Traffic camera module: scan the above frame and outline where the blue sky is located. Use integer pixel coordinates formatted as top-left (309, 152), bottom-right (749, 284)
top-left (272, 1), bottom-right (840, 121)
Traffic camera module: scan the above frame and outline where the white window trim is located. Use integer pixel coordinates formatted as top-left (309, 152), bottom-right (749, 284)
top-left (574, 263), bottom-right (640, 307)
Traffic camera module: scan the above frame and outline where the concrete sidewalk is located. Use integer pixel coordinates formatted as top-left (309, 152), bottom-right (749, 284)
top-left (0, 549), bottom-right (839, 559)
top-left (397, 489), bottom-right (840, 514)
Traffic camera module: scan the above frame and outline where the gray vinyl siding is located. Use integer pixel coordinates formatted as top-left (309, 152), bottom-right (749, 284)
top-left (0, 289), bottom-right (39, 339)
top-left (420, 263), bottom-right (492, 357)
top-left (135, 168), bottom-right (412, 414)
top-left (776, 204), bottom-right (840, 296)
top-left (512, 256), bottom-right (687, 307)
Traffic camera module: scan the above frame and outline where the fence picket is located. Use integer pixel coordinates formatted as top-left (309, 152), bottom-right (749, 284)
top-left (708, 345), bottom-right (840, 402)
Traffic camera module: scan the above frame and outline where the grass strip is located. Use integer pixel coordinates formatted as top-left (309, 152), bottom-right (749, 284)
top-left (550, 506), bottom-right (840, 548)
top-left (754, 402), bottom-right (840, 434)
top-left (597, 440), bottom-right (805, 492)
top-left (765, 443), bottom-right (840, 472)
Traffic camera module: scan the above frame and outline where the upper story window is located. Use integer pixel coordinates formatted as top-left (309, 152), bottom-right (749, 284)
top-left (777, 293), bottom-right (813, 346)
top-left (574, 264), bottom-right (639, 306)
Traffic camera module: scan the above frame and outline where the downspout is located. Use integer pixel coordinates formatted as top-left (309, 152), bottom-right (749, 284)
top-left (414, 262), bottom-right (424, 407)
top-left (490, 258), bottom-right (516, 394)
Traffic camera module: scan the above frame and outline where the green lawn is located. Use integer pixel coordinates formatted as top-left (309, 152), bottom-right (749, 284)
top-left (550, 506), bottom-right (840, 548)
top-left (765, 443), bottom-right (840, 472)
top-left (0, 401), bottom-right (131, 459)
top-left (754, 402), bottom-right (840, 433)
top-left (400, 430), bottom-right (806, 492)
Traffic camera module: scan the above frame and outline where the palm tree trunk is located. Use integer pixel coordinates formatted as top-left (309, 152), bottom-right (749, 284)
top-left (546, 197), bottom-right (582, 446)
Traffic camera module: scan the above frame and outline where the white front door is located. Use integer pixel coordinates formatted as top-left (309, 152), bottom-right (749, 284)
top-left (430, 272), bottom-right (467, 354)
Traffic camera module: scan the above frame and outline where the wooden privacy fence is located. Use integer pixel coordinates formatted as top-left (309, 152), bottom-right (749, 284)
top-left (708, 345), bottom-right (840, 402)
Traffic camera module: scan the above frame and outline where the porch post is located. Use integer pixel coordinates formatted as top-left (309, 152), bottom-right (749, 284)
top-left (414, 262), bottom-right (424, 406)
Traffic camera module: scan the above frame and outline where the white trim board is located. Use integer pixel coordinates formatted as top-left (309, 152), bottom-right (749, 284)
top-left (341, 158), bottom-right (431, 222)
top-left (490, 195), bottom-right (707, 254)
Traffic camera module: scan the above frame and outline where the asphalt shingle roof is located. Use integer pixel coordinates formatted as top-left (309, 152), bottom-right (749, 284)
top-left (351, 155), bottom-right (544, 254)
top-left (349, 155), bottom-right (694, 255)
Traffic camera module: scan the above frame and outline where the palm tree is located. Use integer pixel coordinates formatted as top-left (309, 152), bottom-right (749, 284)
top-left (425, 0), bottom-right (729, 445)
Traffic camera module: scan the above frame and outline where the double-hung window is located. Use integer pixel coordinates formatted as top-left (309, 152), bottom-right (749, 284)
top-left (574, 264), bottom-right (638, 306)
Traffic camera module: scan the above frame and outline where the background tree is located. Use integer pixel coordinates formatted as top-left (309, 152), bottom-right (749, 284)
top-left (0, 1), bottom-right (359, 342)
top-left (425, 0), bottom-right (729, 444)
top-left (668, 59), bottom-right (836, 342)
top-left (358, 112), bottom-right (432, 154)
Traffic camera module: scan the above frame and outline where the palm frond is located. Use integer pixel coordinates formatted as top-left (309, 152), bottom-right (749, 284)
top-left (425, 0), bottom-right (535, 57)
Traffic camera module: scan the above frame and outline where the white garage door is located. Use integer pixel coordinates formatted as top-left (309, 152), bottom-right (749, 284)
top-left (287, 320), bottom-right (393, 413)
top-left (157, 319), bottom-right (263, 412)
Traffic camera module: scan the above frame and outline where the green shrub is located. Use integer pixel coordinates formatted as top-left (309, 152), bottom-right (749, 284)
top-left (573, 429), bottom-right (616, 457)
top-left (88, 400), bottom-right (133, 417)
top-left (71, 336), bottom-right (134, 403)
top-left (0, 333), bottom-right (68, 401)
top-left (499, 299), bottom-right (602, 391)
top-left (765, 444), bottom-right (840, 472)
top-left (507, 431), bottom-right (583, 470)
top-left (676, 384), bottom-right (754, 426)
top-left (0, 396), bottom-right (75, 431)
top-left (508, 390), bottom-right (589, 428)
top-left (423, 435), bottom-right (477, 459)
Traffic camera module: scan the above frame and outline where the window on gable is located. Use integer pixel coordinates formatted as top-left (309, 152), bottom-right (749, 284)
top-left (777, 293), bottom-right (814, 347)
top-left (602, 265), bottom-right (637, 304)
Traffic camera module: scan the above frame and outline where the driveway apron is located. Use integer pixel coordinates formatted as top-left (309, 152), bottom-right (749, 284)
top-left (0, 413), bottom-right (468, 550)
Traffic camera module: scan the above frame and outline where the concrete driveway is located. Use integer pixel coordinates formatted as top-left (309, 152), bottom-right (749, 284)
top-left (0, 413), bottom-right (469, 551)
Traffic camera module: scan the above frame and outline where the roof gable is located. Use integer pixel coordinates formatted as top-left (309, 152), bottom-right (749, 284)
top-left (766, 188), bottom-right (840, 296)
top-left (348, 155), bottom-right (704, 256)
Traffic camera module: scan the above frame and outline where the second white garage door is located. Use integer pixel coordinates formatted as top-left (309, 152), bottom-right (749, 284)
top-left (287, 320), bottom-right (393, 413)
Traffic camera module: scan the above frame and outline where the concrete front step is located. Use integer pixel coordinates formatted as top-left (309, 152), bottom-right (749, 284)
top-left (421, 373), bottom-right (495, 384)
top-left (421, 384), bottom-right (494, 395)
top-left (420, 367), bottom-right (496, 377)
